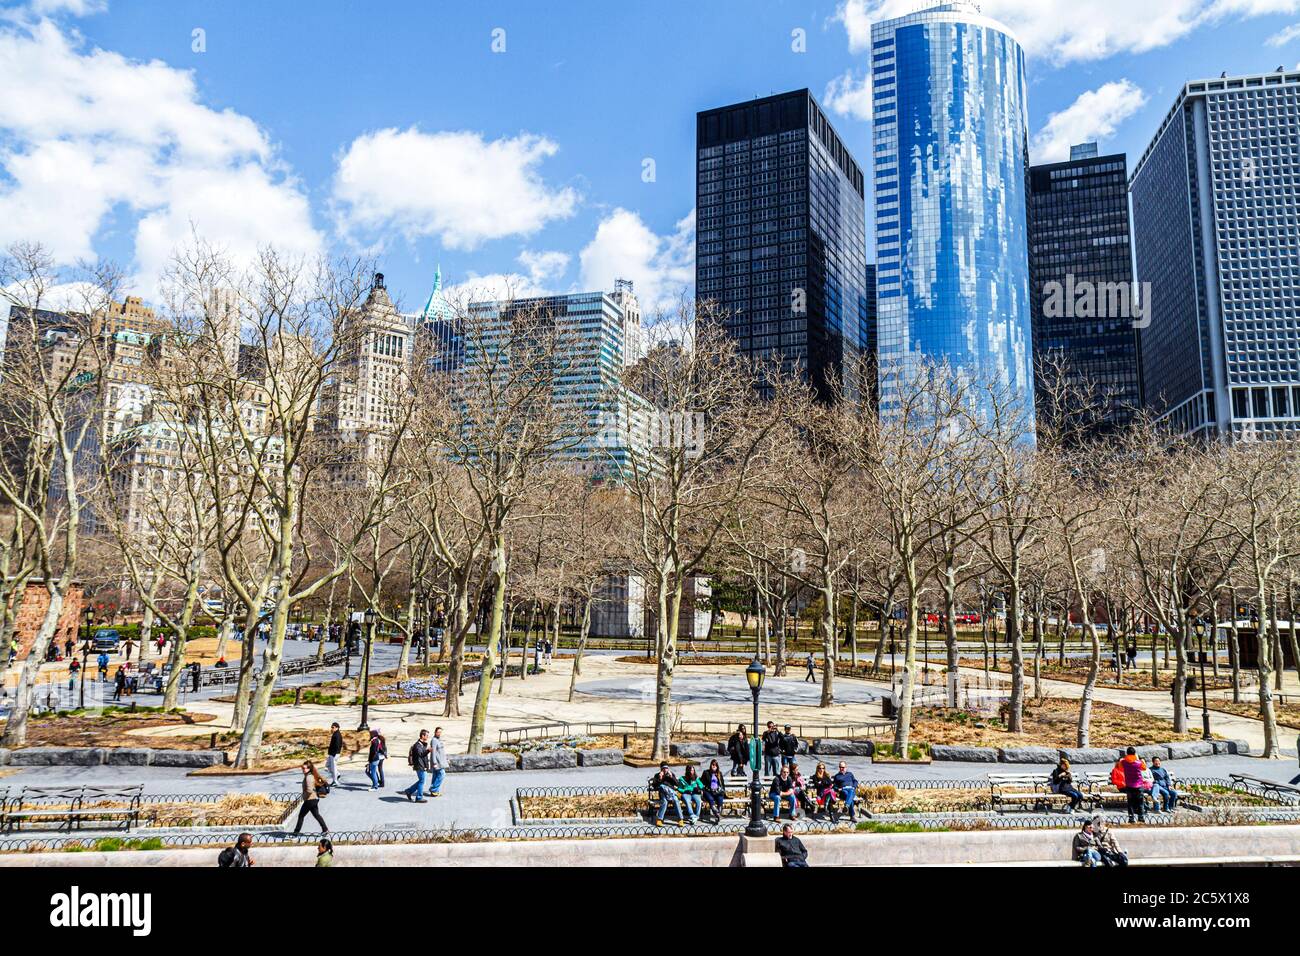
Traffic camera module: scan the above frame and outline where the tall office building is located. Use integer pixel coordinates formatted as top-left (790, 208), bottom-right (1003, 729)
top-left (871, 2), bottom-right (1034, 426)
top-left (1130, 69), bottom-right (1300, 438)
top-left (696, 89), bottom-right (869, 402)
top-left (1028, 142), bottom-right (1141, 432)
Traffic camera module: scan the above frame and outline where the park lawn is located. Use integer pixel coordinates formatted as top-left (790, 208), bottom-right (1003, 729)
top-left (956, 658), bottom-right (1237, 692)
top-left (908, 696), bottom-right (1216, 748)
top-left (0, 708), bottom-right (217, 749)
top-left (7, 793), bottom-right (292, 828)
top-left (1203, 699), bottom-right (1300, 730)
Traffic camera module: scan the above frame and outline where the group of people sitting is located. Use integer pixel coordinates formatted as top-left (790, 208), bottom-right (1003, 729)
top-left (648, 757), bottom-right (860, 827)
top-left (1046, 749), bottom-right (1180, 820)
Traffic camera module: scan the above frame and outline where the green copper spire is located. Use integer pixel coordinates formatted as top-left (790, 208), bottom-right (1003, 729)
top-left (421, 264), bottom-right (451, 322)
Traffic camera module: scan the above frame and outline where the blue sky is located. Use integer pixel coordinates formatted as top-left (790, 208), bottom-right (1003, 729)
top-left (1, 0), bottom-right (1297, 314)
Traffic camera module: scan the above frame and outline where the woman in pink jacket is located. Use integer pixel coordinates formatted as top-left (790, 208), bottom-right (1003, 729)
top-left (1119, 747), bottom-right (1148, 823)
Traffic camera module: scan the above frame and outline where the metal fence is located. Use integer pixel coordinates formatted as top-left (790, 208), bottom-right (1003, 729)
top-left (497, 721), bottom-right (639, 745)
top-left (677, 720), bottom-right (892, 740)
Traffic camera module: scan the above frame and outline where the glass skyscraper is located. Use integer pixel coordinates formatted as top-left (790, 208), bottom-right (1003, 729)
top-left (1028, 144), bottom-right (1141, 433)
top-left (1130, 69), bottom-right (1300, 438)
top-left (870, 2), bottom-right (1034, 427)
top-left (696, 89), bottom-right (869, 403)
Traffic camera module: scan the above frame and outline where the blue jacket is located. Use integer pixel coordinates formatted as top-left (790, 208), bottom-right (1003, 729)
top-left (832, 770), bottom-right (858, 791)
top-left (1151, 766), bottom-right (1173, 789)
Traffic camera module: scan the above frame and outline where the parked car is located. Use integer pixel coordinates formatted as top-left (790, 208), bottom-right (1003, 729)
top-left (92, 628), bottom-right (122, 651)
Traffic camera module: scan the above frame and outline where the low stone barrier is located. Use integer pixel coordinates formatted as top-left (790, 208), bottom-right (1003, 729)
top-left (669, 742), bottom-right (722, 758)
top-left (448, 753), bottom-right (518, 773)
top-left (520, 749), bottom-right (578, 770)
top-left (0, 747), bottom-right (228, 768)
top-left (927, 740), bottom-right (1251, 764)
top-left (812, 739), bottom-right (874, 757)
top-left (575, 748), bottom-right (624, 767)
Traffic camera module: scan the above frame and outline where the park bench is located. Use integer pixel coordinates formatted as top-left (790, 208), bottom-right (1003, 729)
top-left (647, 776), bottom-right (779, 821)
top-left (1079, 773), bottom-right (1167, 813)
top-left (989, 773), bottom-right (1075, 813)
top-left (1228, 773), bottom-right (1300, 805)
top-left (0, 785), bottom-right (144, 832)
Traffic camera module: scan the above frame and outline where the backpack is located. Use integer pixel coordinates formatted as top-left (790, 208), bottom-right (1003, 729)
top-left (408, 743), bottom-right (420, 768)
top-left (316, 779), bottom-right (330, 797)
top-left (217, 847), bottom-right (240, 868)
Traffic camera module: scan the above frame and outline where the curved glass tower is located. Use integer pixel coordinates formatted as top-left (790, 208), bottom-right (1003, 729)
top-left (871, 2), bottom-right (1034, 430)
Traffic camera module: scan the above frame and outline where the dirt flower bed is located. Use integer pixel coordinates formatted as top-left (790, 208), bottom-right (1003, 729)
top-left (0, 708), bottom-right (217, 750)
top-left (957, 658), bottom-right (1236, 692)
top-left (1204, 699), bottom-right (1300, 730)
top-left (518, 791), bottom-right (645, 818)
top-left (8, 792), bottom-right (293, 828)
top-left (908, 697), bottom-right (1214, 748)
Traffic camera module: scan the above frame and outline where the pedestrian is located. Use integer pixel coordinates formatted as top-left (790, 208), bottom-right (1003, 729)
top-left (63, 637), bottom-right (73, 659)
top-left (1094, 818), bottom-right (1129, 866)
top-left (427, 727), bottom-right (448, 797)
top-left (1126, 643), bottom-right (1137, 668)
top-left (97, 651), bottom-right (109, 682)
top-left (1149, 756), bottom-right (1179, 812)
top-left (832, 761), bottom-right (858, 822)
top-left (650, 762), bottom-right (685, 828)
top-left (404, 729), bottom-right (431, 803)
top-left (326, 721), bottom-right (344, 786)
top-left (804, 654), bottom-right (816, 683)
top-left (122, 639), bottom-right (134, 659)
top-left (190, 662), bottom-right (201, 693)
top-left (1119, 747), bottom-right (1148, 823)
top-left (1073, 819), bottom-right (1103, 867)
top-left (290, 760), bottom-right (329, 835)
top-left (112, 666), bottom-right (126, 701)
top-left (700, 759), bottom-right (727, 823)
top-left (779, 724), bottom-right (800, 768)
top-left (1049, 757), bottom-right (1085, 812)
top-left (217, 832), bottom-right (254, 867)
top-left (770, 765), bottom-right (798, 820)
top-left (761, 721), bottom-right (782, 777)
top-left (7, 637), bottom-right (17, 664)
top-left (366, 728), bottom-right (387, 790)
top-left (726, 723), bottom-right (749, 776)
top-left (775, 823), bottom-right (808, 867)
top-left (315, 837), bottom-right (334, 867)
top-left (431, 608), bottom-right (446, 647)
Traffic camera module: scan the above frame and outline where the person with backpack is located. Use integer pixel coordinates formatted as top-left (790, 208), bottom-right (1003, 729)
top-left (366, 728), bottom-right (387, 790)
top-left (326, 722), bottom-right (344, 786)
top-left (426, 727), bottom-right (448, 797)
top-left (217, 833), bottom-right (254, 867)
top-left (404, 729), bottom-right (431, 803)
top-left (291, 761), bottom-right (329, 836)
top-left (97, 651), bottom-right (109, 682)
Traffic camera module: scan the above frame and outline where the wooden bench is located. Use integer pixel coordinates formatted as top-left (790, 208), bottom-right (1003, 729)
top-left (1229, 773), bottom-right (1300, 804)
top-left (989, 773), bottom-right (1075, 813)
top-left (0, 785), bottom-right (144, 832)
top-left (648, 776), bottom-right (777, 820)
top-left (1078, 773), bottom-right (1165, 813)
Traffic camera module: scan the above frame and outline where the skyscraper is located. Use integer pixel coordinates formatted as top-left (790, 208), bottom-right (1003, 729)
top-left (1028, 143), bottom-right (1141, 432)
top-left (1130, 69), bottom-right (1300, 438)
top-left (695, 89), bottom-right (868, 402)
top-left (871, 2), bottom-right (1034, 426)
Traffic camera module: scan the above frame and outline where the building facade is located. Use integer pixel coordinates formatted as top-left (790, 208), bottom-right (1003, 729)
top-left (1028, 143), bottom-right (1141, 432)
top-left (1130, 69), bottom-right (1300, 438)
top-left (870, 2), bottom-right (1035, 427)
top-left (696, 89), bottom-right (869, 402)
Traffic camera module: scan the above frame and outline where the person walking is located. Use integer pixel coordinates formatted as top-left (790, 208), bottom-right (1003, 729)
top-left (326, 722), bottom-right (344, 786)
top-left (97, 651), bottom-right (109, 682)
top-left (761, 721), bottom-right (782, 777)
top-left (426, 727), bottom-right (448, 797)
top-left (366, 728), bottom-right (386, 790)
top-left (404, 729), bottom-right (431, 803)
top-left (112, 666), bottom-right (126, 702)
top-left (190, 662), bottom-right (201, 694)
top-left (726, 724), bottom-right (749, 777)
top-left (804, 654), bottom-right (816, 683)
top-left (217, 832), bottom-right (254, 867)
top-left (775, 823), bottom-right (808, 867)
top-left (1119, 747), bottom-right (1148, 823)
top-left (290, 761), bottom-right (329, 836)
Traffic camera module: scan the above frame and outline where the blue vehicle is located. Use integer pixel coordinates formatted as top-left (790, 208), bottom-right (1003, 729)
top-left (92, 628), bottom-right (122, 652)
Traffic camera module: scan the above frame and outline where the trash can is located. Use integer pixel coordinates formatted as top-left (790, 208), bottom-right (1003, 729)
top-left (882, 696), bottom-right (895, 720)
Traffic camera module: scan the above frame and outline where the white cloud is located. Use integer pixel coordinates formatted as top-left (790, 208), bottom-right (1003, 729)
top-left (1031, 80), bottom-right (1148, 162)
top-left (578, 207), bottom-right (694, 314)
top-left (332, 128), bottom-right (579, 252)
top-left (440, 271), bottom-right (552, 306)
top-left (0, 20), bottom-right (320, 289)
top-left (1267, 22), bottom-right (1300, 43)
top-left (517, 248), bottom-right (570, 285)
top-left (834, 0), bottom-right (1300, 62)
top-left (823, 70), bottom-right (873, 121)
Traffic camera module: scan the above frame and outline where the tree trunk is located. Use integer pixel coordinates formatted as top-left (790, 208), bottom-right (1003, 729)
top-left (650, 574), bottom-right (683, 761)
top-left (395, 589), bottom-right (417, 681)
top-left (231, 614), bottom-right (256, 732)
top-left (892, 578), bottom-right (920, 755)
top-left (818, 577), bottom-right (835, 707)
top-left (1254, 585), bottom-right (1281, 758)
top-left (467, 535), bottom-right (506, 754)
top-left (1228, 590), bottom-right (1241, 704)
top-left (567, 596), bottom-right (592, 703)
top-left (1, 587), bottom-right (65, 745)
top-left (1171, 620), bottom-right (1188, 734)
top-left (1006, 577), bottom-right (1025, 734)
top-left (1032, 602), bottom-right (1044, 704)
top-left (1077, 614), bottom-right (1102, 747)
top-left (943, 568), bottom-right (959, 707)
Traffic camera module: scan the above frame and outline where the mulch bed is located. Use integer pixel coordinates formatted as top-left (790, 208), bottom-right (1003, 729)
top-left (956, 658), bottom-right (1237, 692)
top-left (908, 697), bottom-right (1213, 748)
top-left (1203, 699), bottom-right (1300, 730)
top-left (0, 709), bottom-right (218, 750)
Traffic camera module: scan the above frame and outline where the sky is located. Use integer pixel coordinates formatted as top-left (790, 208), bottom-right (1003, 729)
top-left (1, 0), bottom-right (1297, 316)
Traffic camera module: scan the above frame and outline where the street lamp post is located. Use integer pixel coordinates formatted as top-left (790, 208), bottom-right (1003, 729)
top-left (343, 602), bottom-right (355, 679)
top-left (358, 607), bottom-right (377, 731)
top-left (745, 658), bottom-right (767, 837)
top-left (1198, 621), bottom-right (1212, 740)
top-left (79, 606), bottom-right (94, 709)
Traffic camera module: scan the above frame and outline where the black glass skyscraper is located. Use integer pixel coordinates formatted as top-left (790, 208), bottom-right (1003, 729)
top-left (696, 89), bottom-right (868, 402)
top-left (1028, 144), bottom-right (1141, 432)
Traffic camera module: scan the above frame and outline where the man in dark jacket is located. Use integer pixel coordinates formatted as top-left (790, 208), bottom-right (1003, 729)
top-left (326, 722), bottom-right (344, 786)
top-left (779, 725), bottom-right (800, 766)
top-left (832, 761), bottom-right (859, 821)
top-left (726, 724), bottom-right (748, 776)
top-left (775, 824), bottom-right (808, 867)
top-left (761, 722), bottom-right (782, 777)
top-left (770, 766), bottom-right (798, 820)
top-left (804, 654), bottom-right (816, 683)
top-left (217, 832), bottom-right (254, 867)
top-left (651, 762), bottom-right (684, 827)
top-left (404, 729), bottom-right (431, 803)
